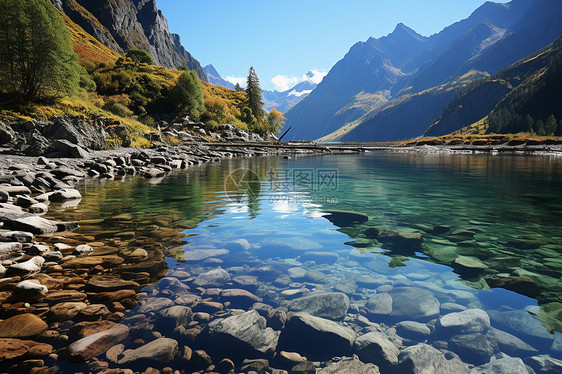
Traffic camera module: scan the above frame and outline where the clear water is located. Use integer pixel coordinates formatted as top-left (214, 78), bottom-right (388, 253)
top-left (49, 152), bottom-right (562, 362)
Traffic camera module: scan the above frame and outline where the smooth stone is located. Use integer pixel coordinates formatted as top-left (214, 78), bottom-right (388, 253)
top-left (334, 280), bottom-right (357, 295)
top-left (354, 331), bottom-right (399, 367)
top-left (0, 314), bottom-right (48, 338)
top-left (63, 256), bottom-right (125, 268)
top-left (157, 306), bottom-right (192, 329)
top-left (291, 361), bottom-right (316, 374)
top-left (288, 292), bottom-right (350, 320)
top-left (14, 280), bottom-right (48, 299)
top-left (9, 256), bottom-right (44, 276)
top-left (317, 356), bottom-right (380, 373)
top-left (28, 203), bottom-right (48, 214)
top-left (491, 328), bottom-right (538, 356)
top-left (356, 276), bottom-right (385, 289)
top-left (10, 216), bottom-right (58, 235)
top-left (454, 256), bottom-right (488, 270)
top-left (137, 297), bottom-right (175, 314)
top-left (206, 310), bottom-right (280, 356)
top-left (49, 302), bottom-right (88, 321)
top-left (0, 338), bottom-right (52, 360)
top-left (192, 268), bottom-right (230, 287)
top-left (184, 248), bottom-right (229, 262)
top-left (441, 302), bottom-right (468, 313)
top-left (449, 333), bottom-right (498, 365)
top-left (42, 251), bottom-right (63, 261)
top-left (69, 321), bottom-right (116, 340)
top-left (44, 290), bottom-right (87, 302)
top-left (74, 244), bottom-right (93, 256)
top-left (395, 343), bottom-right (468, 374)
top-left (389, 287), bottom-right (440, 320)
top-left (279, 313), bottom-right (356, 360)
top-left (470, 353), bottom-right (529, 374)
top-left (437, 309), bottom-right (491, 335)
top-left (395, 321), bottom-right (431, 338)
top-left (488, 310), bottom-right (554, 342)
top-left (87, 275), bottom-right (139, 291)
top-left (0, 242), bottom-right (22, 259)
top-left (524, 355), bottom-right (562, 373)
top-left (220, 288), bottom-right (260, 308)
top-left (192, 301), bottom-right (224, 313)
top-left (366, 293), bottom-right (393, 315)
top-left (49, 189), bottom-right (81, 202)
top-left (67, 324), bottom-right (129, 362)
top-left (118, 338), bottom-right (179, 365)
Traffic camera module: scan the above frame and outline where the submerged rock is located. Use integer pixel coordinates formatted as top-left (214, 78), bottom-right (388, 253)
top-left (354, 331), bottom-right (400, 367)
top-left (0, 314), bottom-right (48, 339)
top-left (436, 309), bottom-right (491, 335)
top-left (288, 292), bottom-right (350, 320)
top-left (524, 355), bottom-right (562, 373)
top-left (118, 338), bottom-right (178, 365)
top-left (184, 248), bottom-right (229, 261)
top-left (395, 343), bottom-right (467, 374)
top-left (66, 324), bottom-right (129, 362)
top-left (279, 313), bottom-right (356, 360)
top-left (206, 310), bottom-right (279, 357)
top-left (192, 268), bottom-right (230, 287)
top-left (366, 293), bottom-right (393, 315)
top-left (318, 356), bottom-right (380, 373)
top-left (389, 287), bottom-right (440, 320)
top-left (471, 353), bottom-right (529, 374)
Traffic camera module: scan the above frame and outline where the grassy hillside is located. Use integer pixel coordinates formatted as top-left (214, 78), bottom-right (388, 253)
top-left (0, 9), bottom-right (255, 148)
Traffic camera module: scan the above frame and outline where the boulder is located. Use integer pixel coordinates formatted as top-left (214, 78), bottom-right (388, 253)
top-left (471, 353), bottom-right (529, 374)
top-left (0, 242), bottom-right (23, 259)
top-left (9, 216), bottom-right (58, 235)
top-left (8, 256), bottom-right (44, 277)
top-left (49, 189), bottom-right (82, 202)
top-left (366, 293), bottom-right (393, 315)
top-left (220, 288), bottom-right (260, 308)
top-left (137, 297), bottom-right (174, 314)
top-left (395, 321), bottom-right (431, 339)
top-left (354, 331), bottom-right (399, 367)
top-left (395, 343), bottom-right (468, 374)
top-left (74, 244), bottom-right (94, 256)
top-left (279, 313), bottom-right (356, 360)
top-left (13, 280), bottom-right (48, 300)
top-left (490, 328), bottom-right (538, 356)
top-left (317, 356), bottom-right (380, 373)
top-left (206, 310), bottom-right (280, 357)
top-left (0, 314), bottom-right (48, 338)
top-left (156, 306), bottom-right (192, 329)
top-left (67, 324), bottom-right (129, 362)
top-left (118, 338), bottom-right (178, 365)
top-left (524, 355), bottom-right (562, 374)
top-left (49, 302), bottom-right (88, 321)
top-left (288, 292), bottom-right (350, 320)
top-left (52, 139), bottom-right (89, 158)
top-left (192, 268), bottom-right (230, 287)
top-left (436, 309), bottom-right (491, 335)
top-left (389, 287), bottom-right (440, 320)
top-left (449, 333), bottom-right (498, 365)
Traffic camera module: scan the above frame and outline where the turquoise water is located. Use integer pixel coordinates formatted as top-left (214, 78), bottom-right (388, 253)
top-left (51, 152), bottom-right (562, 364)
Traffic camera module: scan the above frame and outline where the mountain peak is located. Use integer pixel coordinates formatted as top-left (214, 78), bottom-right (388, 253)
top-left (389, 22), bottom-right (425, 41)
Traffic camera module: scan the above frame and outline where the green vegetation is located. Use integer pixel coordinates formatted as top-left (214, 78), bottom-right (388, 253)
top-left (246, 66), bottom-right (264, 120)
top-left (126, 49), bottom-right (155, 65)
top-left (171, 70), bottom-right (204, 119)
top-left (0, 0), bottom-right (88, 102)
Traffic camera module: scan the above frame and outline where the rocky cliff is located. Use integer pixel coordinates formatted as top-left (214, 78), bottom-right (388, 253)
top-left (52, 0), bottom-right (207, 80)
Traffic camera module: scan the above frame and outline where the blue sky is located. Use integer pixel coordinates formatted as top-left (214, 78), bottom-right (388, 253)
top-left (156, 0), bottom-right (509, 91)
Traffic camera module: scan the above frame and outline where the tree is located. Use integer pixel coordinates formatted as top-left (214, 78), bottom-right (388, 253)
top-left (267, 108), bottom-right (285, 134)
top-left (171, 69), bottom-right (204, 119)
top-left (535, 119), bottom-right (546, 136)
top-left (234, 83), bottom-right (243, 92)
top-left (0, 0), bottom-right (82, 102)
top-left (524, 114), bottom-right (534, 133)
top-left (246, 66), bottom-right (264, 119)
top-left (545, 115), bottom-right (557, 135)
top-left (126, 49), bottom-right (154, 65)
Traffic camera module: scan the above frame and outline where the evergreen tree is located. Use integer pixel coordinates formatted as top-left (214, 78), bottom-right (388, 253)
top-left (234, 83), bottom-right (243, 92)
top-left (171, 70), bottom-right (204, 119)
top-left (535, 119), bottom-right (546, 136)
top-left (0, 0), bottom-right (82, 101)
top-left (524, 114), bottom-right (534, 133)
top-left (126, 49), bottom-right (154, 65)
top-left (545, 115), bottom-right (557, 135)
top-left (246, 66), bottom-right (264, 120)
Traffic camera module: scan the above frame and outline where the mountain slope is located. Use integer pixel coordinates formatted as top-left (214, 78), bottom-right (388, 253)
top-left (52, 0), bottom-right (207, 80)
top-left (263, 78), bottom-right (318, 113)
top-left (286, 0), bottom-right (562, 142)
top-left (204, 65), bottom-right (235, 90)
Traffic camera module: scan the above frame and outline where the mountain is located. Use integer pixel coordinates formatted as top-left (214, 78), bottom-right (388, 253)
top-left (51, 0), bottom-right (207, 80)
top-left (426, 34), bottom-right (562, 136)
top-left (286, 0), bottom-right (562, 142)
top-left (263, 73), bottom-right (320, 113)
top-left (204, 65), bottom-right (235, 90)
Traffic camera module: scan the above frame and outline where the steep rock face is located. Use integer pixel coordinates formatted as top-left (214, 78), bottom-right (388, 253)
top-left (204, 65), bottom-right (235, 90)
top-left (53, 0), bottom-right (206, 79)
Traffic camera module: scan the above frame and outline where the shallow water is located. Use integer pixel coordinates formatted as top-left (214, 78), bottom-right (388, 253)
top-left (49, 152), bottom-right (562, 366)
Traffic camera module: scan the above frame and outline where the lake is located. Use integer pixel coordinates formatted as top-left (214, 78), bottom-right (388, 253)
top-left (49, 152), bottom-right (562, 371)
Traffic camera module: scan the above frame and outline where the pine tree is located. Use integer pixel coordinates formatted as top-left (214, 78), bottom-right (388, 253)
top-left (234, 83), bottom-right (243, 92)
top-left (246, 66), bottom-right (264, 120)
top-left (0, 0), bottom-right (82, 101)
top-left (545, 115), bottom-right (557, 135)
top-left (171, 70), bottom-right (204, 119)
